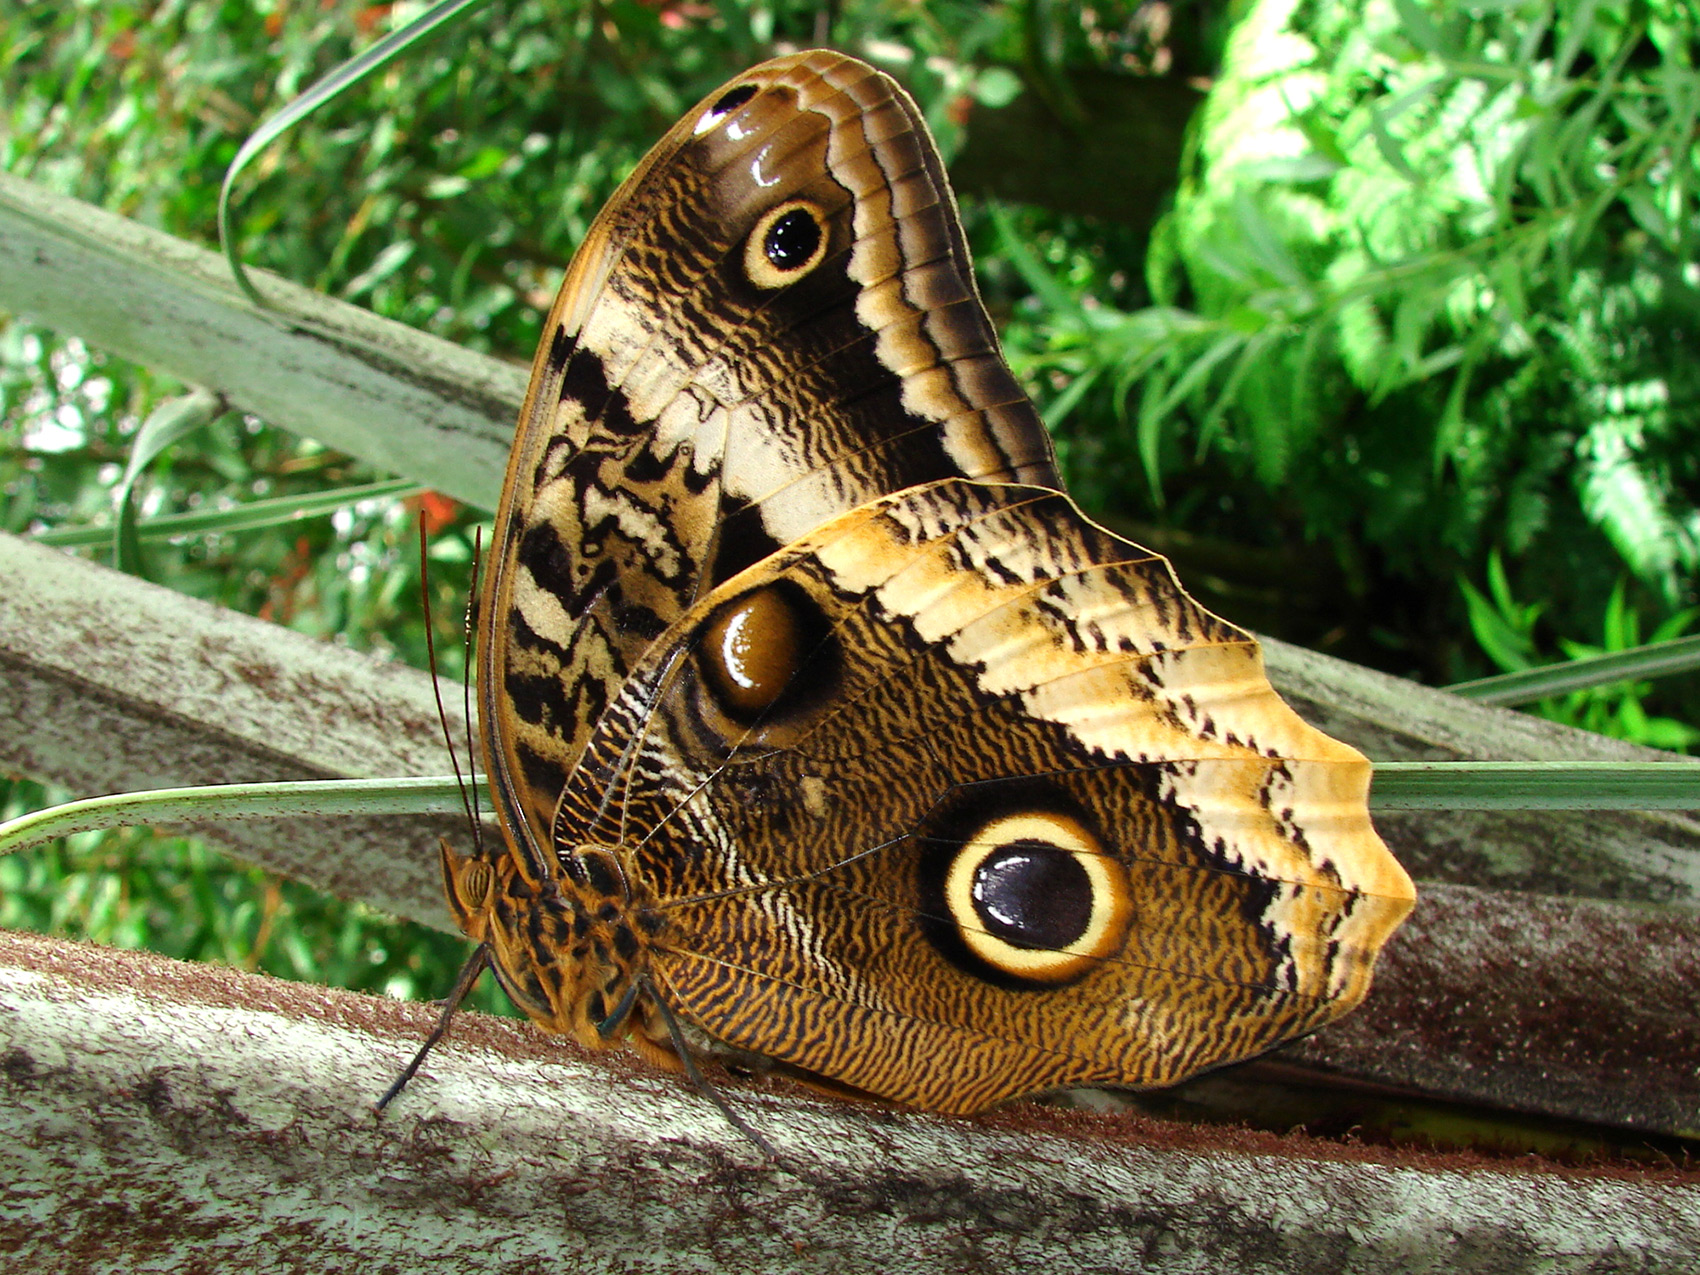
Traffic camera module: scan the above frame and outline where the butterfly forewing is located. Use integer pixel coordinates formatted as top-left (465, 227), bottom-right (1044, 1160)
top-left (480, 51), bottom-right (1058, 841)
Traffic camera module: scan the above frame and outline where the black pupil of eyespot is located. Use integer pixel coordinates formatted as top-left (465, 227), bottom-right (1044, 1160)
top-left (971, 841), bottom-right (1091, 951)
top-left (711, 85), bottom-right (757, 119)
top-left (764, 209), bottom-right (821, 270)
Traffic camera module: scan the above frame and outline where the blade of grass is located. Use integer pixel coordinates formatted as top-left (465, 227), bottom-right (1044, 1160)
top-left (1445, 634), bottom-right (1700, 705)
top-left (990, 202), bottom-right (1079, 315)
top-left (1371, 760), bottom-right (1700, 810)
top-left (217, 0), bottom-right (489, 306)
top-left (34, 478), bottom-right (425, 549)
top-left (113, 387), bottom-right (225, 574)
top-left (7, 761), bottom-right (1698, 865)
top-left (0, 776), bottom-right (472, 859)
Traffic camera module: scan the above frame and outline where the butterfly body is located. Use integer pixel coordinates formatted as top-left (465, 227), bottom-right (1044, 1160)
top-left (446, 50), bottom-right (1414, 1115)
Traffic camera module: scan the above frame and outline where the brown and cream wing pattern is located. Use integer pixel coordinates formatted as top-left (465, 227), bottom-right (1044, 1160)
top-left (481, 51), bottom-right (1059, 851)
top-left (564, 480), bottom-right (1414, 1114)
top-left (447, 48), bottom-right (1415, 1115)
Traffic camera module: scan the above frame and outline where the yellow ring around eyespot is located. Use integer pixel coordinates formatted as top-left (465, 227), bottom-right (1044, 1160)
top-left (943, 811), bottom-right (1132, 985)
top-left (743, 200), bottom-right (829, 290)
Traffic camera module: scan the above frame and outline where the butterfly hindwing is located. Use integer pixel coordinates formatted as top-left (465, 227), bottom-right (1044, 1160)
top-left (559, 479), bottom-right (1412, 1113)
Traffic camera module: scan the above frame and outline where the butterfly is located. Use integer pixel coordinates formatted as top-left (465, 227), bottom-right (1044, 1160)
top-left (437, 49), bottom-right (1415, 1116)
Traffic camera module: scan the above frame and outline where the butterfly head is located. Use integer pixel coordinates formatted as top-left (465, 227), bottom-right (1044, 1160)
top-left (438, 837), bottom-right (666, 1051)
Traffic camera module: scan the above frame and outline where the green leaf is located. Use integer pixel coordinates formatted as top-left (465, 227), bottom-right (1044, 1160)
top-left (1038, 366), bottom-right (1101, 431)
top-left (34, 478), bottom-right (423, 549)
top-left (991, 203), bottom-right (1078, 316)
top-left (217, 0), bottom-right (489, 306)
top-left (1458, 572), bottom-right (1539, 674)
top-left (1370, 760), bottom-right (1700, 810)
top-left (0, 777), bottom-right (471, 860)
top-left (342, 240), bottom-right (418, 301)
top-left (113, 388), bottom-right (225, 576)
top-left (972, 66), bottom-right (1024, 109)
top-left (1446, 633), bottom-right (1700, 705)
top-left (1391, 0), bottom-right (1447, 56)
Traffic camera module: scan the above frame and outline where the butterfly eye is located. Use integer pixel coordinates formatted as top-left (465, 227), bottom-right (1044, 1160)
top-left (743, 200), bottom-right (829, 289)
top-left (693, 83), bottom-right (759, 135)
top-left (943, 812), bottom-right (1132, 986)
top-left (439, 839), bottom-right (495, 932)
top-left (453, 858), bottom-right (495, 910)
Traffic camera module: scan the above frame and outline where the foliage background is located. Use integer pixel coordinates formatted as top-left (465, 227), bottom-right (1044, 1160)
top-left (2, 0), bottom-right (1697, 1007)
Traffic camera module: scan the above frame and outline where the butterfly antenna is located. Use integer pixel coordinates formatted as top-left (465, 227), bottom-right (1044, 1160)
top-left (465, 525), bottom-right (484, 836)
top-left (375, 944), bottom-right (490, 1112)
top-left (417, 513), bottom-right (479, 837)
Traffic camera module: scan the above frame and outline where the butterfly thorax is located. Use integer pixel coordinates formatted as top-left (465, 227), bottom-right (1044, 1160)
top-left (439, 838), bottom-right (667, 1052)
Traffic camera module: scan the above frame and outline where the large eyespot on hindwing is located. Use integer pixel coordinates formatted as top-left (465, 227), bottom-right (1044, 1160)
top-left (743, 200), bottom-right (829, 289)
top-left (691, 579), bottom-right (839, 740)
top-left (934, 810), bottom-right (1134, 987)
top-left (693, 83), bottom-right (759, 136)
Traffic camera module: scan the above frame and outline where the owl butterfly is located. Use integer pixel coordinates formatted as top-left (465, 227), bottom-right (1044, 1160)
top-left (440, 49), bottom-right (1415, 1116)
